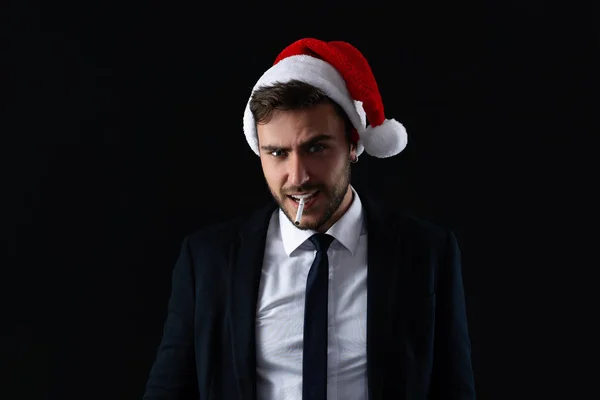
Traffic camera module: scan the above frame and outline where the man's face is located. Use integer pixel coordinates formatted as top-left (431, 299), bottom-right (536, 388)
top-left (257, 102), bottom-right (357, 232)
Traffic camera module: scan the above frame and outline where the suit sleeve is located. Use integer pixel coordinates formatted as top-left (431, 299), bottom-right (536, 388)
top-left (430, 230), bottom-right (476, 399)
top-left (143, 236), bottom-right (199, 399)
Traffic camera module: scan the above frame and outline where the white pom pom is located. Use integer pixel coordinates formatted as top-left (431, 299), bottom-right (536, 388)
top-left (360, 118), bottom-right (408, 158)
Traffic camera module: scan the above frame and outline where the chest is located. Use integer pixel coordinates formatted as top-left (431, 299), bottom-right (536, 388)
top-left (255, 241), bottom-right (369, 383)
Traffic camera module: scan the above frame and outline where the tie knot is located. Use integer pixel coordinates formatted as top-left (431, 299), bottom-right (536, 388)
top-left (309, 233), bottom-right (334, 253)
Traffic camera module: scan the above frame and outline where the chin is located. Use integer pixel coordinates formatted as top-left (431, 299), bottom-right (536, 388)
top-left (294, 217), bottom-right (320, 231)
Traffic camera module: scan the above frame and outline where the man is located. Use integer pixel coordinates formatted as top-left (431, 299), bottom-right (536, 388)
top-left (143, 38), bottom-right (476, 399)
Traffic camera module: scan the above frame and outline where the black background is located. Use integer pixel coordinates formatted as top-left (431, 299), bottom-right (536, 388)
top-left (6, 0), bottom-right (597, 399)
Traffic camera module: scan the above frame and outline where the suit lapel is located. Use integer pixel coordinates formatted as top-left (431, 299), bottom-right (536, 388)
top-left (362, 193), bottom-right (406, 400)
top-left (228, 201), bottom-right (277, 400)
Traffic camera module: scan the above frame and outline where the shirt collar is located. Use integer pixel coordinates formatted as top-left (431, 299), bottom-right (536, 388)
top-left (279, 185), bottom-right (365, 256)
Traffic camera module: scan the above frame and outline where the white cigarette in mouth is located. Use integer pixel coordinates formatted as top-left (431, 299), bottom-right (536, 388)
top-left (294, 197), bottom-right (305, 225)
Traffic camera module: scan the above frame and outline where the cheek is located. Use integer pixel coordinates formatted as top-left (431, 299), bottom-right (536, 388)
top-left (261, 161), bottom-right (285, 186)
top-left (323, 155), bottom-right (346, 176)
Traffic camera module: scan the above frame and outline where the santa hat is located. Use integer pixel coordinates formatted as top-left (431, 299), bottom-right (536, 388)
top-left (243, 38), bottom-right (408, 158)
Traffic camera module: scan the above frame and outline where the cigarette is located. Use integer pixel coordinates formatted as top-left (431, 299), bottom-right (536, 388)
top-left (294, 197), bottom-right (305, 225)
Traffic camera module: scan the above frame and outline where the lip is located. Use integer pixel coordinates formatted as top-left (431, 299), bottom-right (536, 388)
top-left (288, 191), bottom-right (320, 210)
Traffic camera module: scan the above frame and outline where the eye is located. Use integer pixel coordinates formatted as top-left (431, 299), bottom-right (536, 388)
top-left (308, 144), bottom-right (325, 153)
top-left (270, 149), bottom-right (286, 157)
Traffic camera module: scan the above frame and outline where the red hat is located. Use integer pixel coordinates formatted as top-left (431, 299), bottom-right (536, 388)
top-left (243, 38), bottom-right (408, 158)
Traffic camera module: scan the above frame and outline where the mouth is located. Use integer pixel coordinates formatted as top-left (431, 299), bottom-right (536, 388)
top-left (287, 191), bottom-right (320, 209)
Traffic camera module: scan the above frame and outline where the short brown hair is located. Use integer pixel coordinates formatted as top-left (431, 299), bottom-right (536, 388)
top-left (249, 80), bottom-right (354, 146)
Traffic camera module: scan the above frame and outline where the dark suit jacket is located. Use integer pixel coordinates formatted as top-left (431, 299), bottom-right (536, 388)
top-left (143, 192), bottom-right (476, 399)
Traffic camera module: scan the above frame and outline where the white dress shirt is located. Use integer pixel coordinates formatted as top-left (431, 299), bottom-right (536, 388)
top-left (256, 186), bottom-right (369, 400)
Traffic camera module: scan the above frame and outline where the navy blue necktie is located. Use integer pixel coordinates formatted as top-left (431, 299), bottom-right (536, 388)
top-left (303, 233), bottom-right (335, 400)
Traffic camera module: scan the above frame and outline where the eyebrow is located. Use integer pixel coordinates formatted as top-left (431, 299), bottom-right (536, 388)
top-left (260, 134), bottom-right (334, 152)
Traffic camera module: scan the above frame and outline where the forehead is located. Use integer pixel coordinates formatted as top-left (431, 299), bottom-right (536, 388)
top-left (256, 103), bottom-right (346, 146)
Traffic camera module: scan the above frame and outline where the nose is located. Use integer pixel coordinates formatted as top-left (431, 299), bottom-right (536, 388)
top-left (287, 153), bottom-right (310, 187)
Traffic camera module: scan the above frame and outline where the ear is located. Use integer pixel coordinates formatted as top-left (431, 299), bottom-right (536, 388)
top-left (349, 142), bottom-right (358, 162)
